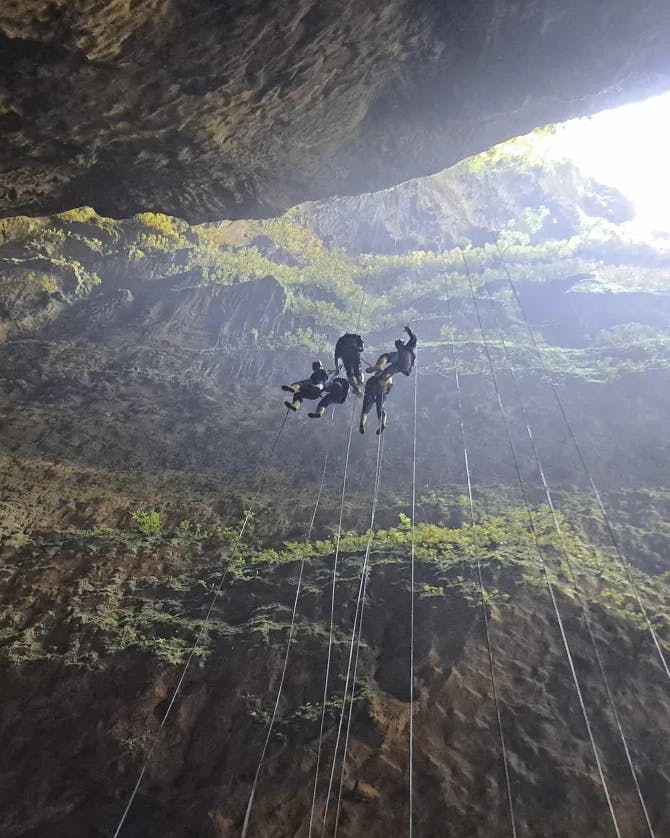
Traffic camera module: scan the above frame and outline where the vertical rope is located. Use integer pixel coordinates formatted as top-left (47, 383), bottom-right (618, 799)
top-left (241, 451), bottom-right (330, 837)
top-left (322, 309), bottom-right (397, 835)
top-left (497, 251), bottom-right (670, 682)
top-left (334, 434), bottom-right (384, 838)
top-left (308, 294), bottom-right (366, 838)
top-left (408, 334), bottom-right (418, 838)
top-left (460, 248), bottom-right (621, 838)
top-left (477, 266), bottom-right (655, 837)
top-left (444, 277), bottom-right (518, 838)
top-left (112, 409), bottom-right (290, 838)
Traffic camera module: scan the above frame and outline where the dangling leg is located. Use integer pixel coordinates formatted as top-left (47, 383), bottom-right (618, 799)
top-left (285, 389), bottom-right (305, 411)
top-left (282, 376), bottom-right (309, 394)
top-left (344, 356), bottom-right (362, 396)
top-left (351, 356), bottom-right (364, 395)
top-left (308, 394), bottom-right (331, 418)
top-left (359, 388), bottom-right (375, 433)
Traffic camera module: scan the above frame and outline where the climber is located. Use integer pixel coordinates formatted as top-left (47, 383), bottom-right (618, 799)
top-left (334, 333), bottom-right (365, 395)
top-left (366, 325), bottom-right (417, 377)
top-left (359, 371), bottom-right (393, 435)
top-left (281, 361), bottom-right (328, 411)
top-left (308, 376), bottom-right (350, 418)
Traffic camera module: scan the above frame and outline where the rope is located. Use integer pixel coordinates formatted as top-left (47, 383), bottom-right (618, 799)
top-left (308, 292), bottom-right (366, 838)
top-left (330, 315), bottom-right (402, 836)
top-left (408, 331), bottom-right (418, 838)
top-left (460, 248), bottom-right (622, 838)
top-left (326, 420), bottom-right (385, 837)
top-left (240, 450), bottom-right (330, 837)
top-left (332, 430), bottom-right (385, 836)
top-left (240, 253), bottom-right (369, 835)
top-left (476, 265), bottom-right (655, 837)
top-left (333, 332), bottom-right (419, 838)
top-left (111, 408), bottom-right (290, 838)
top-left (444, 276), bottom-right (518, 838)
top-left (496, 251), bottom-right (670, 682)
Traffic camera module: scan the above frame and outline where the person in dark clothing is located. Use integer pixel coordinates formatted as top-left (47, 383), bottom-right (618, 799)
top-left (359, 371), bottom-right (393, 435)
top-left (282, 361), bottom-right (328, 411)
top-left (308, 376), bottom-right (350, 418)
top-left (366, 325), bottom-right (417, 377)
top-left (334, 333), bottom-right (365, 395)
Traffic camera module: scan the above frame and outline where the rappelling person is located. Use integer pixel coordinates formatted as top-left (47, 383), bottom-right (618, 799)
top-left (308, 376), bottom-right (350, 418)
top-left (334, 333), bottom-right (365, 395)
top-left (281, 361), bottom-right (328, 411)
top-left (366, 325), bottom-right (417, 377)
top-left (359, 371), bottom-right (393, 435)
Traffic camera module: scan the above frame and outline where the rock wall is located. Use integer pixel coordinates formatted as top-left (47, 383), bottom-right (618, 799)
top-left (2, 545), bottom-right (668, 837)
top-left (295, 160), bottom-right (636, 253)
top-left (2, 1), bottom-right (670, 220)
top-left (1, 165), bottom-right (670, 836)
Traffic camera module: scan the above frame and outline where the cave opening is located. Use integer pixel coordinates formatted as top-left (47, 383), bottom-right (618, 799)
top-left (2, 6), bottom-right (670, 838)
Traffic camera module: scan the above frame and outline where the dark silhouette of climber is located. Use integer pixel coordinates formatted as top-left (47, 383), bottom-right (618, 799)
top-left (334, 333), bottom-right (365, 395)
top-left (359, 371), bottom-right (393, 435)
top-left (308, 376), bottom-right (350, 418)
top-left (366, 325), bottom-right (417, 377)
top-left (282, 361), bottom-right (328, 411)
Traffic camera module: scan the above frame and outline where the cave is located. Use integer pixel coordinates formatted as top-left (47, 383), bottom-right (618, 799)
top-left (1, 4), bottom-right (670, 838)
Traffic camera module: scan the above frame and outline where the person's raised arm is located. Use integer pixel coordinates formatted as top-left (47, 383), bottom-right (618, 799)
top-left (403, 325), bottom-right (417, 348)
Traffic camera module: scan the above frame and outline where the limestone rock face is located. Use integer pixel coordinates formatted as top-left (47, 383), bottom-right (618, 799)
top-left (2, 0), bottom-right (670, 221)
top-left (2, 167), bottom-right (670, 836)
top-left (295, 161), bottom-right (637, 253)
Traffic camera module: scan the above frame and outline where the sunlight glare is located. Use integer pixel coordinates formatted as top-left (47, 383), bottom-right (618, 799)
top-left (552, 91), bottom-right (670, 236)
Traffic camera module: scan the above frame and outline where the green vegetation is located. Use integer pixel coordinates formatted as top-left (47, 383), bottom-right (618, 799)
top-left (430, 333), bottom-right (670, 383)
top-left (59, 206), bottom-right (99, 224)
top-left (463, 126), bottom-right (558, 175)
top-left (135, 212), bottom-right (188, 242)
top-left (2, 119), bottom-right (670, 790)
top-left (2, 155), bottom-right (669, 357)
top-left (130, 509), bottom-right (163, 536)
top-left (1, 494), bottom-right (668, 671)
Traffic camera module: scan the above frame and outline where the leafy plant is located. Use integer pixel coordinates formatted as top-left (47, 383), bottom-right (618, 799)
top-left (131, 509), bottom-right (163, 536)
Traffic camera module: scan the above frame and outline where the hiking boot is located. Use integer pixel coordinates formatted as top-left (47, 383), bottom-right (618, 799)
top-left (285, 400), bottom-right (299, 411)
top-left (308, 408), bottom-right (325, 418)
top-left (281, 384), bottom-right (298, 393)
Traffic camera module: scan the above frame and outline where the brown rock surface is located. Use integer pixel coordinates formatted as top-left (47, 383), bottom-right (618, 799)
top-left (1, 537), bottom-right (668, 837)
top-left (1, 1), bottom-right (670, 220)
top-left (1, 162), bottom-right (670, 837)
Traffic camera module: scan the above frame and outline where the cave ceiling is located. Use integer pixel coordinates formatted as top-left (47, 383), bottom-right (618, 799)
top-left (1, 0), bottom-right (670, 222)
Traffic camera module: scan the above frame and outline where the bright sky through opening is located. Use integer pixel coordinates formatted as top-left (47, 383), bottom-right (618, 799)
top-left (553, 90), bottom-right (670, 236)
